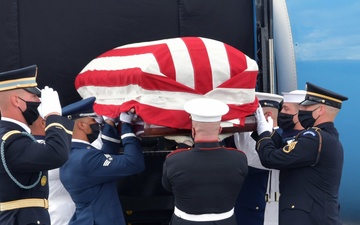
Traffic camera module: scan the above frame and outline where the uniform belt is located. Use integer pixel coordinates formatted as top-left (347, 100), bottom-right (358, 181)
top-left (174, 206), bottom-right (234, 222)
top-left (0, 198), bottom-right (48, 211)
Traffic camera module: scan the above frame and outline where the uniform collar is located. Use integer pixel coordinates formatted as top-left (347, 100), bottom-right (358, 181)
top-left (313, 122), bottom-right (335, 129)
top-left (194, 141), bottom-right (222, 149)
top-left (72, 139), bottom-right (91, 145)
top-left (71, 139), bottom-right (96, 149)
top-left (1, 117), bottom-right (31, 133)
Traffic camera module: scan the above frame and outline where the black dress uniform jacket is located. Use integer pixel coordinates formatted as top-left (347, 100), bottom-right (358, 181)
top-left (0, 116), bottom-right (73, 225)
top-left (256, 122), bottom-right (343, 225)
top-left (162, 142), bottom-right (248, 225)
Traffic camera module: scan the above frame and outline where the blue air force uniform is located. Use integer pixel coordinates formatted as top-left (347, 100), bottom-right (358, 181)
top-left (59, 98), bottom-right (145, 225)
top-left (254, 82), bottom-right (348, 225)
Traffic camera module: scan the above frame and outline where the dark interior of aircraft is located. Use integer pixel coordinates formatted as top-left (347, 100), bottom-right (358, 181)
top-left (0, 0), bottom-right (272, 223)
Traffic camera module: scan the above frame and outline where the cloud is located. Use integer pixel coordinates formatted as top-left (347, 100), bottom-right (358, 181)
top-left (287, 0), bottom-right (360, 60)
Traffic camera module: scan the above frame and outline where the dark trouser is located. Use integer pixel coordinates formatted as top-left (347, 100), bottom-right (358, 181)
top-left (0, 208), bottom-right (50, 225)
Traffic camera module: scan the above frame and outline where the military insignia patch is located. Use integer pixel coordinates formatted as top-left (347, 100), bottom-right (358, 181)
top-left (41, 175), bottom-right (47, 186)
top-left (302, 130), bottom-right (316, 137)
top-left (283, 141), bottom-right (297, 153)
top-left (103, 154), bottom-right (113, 166)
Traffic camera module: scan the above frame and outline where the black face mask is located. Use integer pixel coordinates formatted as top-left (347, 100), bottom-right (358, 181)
top-left (278, 112), bottom-right (296, 131)
top-left (86, 123), bottom-right (101, 143)
top-left (18, 97), bottom-right (40, 125)
top-left (298, 107), bottom-right (320, 129)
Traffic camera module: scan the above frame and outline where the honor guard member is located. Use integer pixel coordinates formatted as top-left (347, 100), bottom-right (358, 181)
top-left (260, 90), bottom-right (306, 225)
top-left (0, 65), bottom-right (73, 225)
top-left (162, 98), bottom-right (248, 225)
top-left (259, 91), bottom-right (306, 225)
top-left (278, 90), bottom-right (307, 144)
top-left (59, 97), bottom-right (145, 225)
top-left (253, 82), bottom-right (348, 225)
top-left (29, 116), bottom-right (75, 225)
top-left (229, 92), bottom-right (283, 225)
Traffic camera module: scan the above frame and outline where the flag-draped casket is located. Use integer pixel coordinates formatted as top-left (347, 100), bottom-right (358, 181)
top-left (75, 37), bottom-right (259, 131)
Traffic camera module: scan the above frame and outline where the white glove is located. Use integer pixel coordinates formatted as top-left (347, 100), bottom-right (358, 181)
top-left (255, 105), bottom-right (272, 135)
top-left (37, 86), bottom-right (62, 119)
top-left (95, 116), bottom-right (105, 124)
top-left (164, 135), bottom-right (194, 146)
top-left (119, 111), bottom-right (135, 124)
top-left (267, 116), bottom-right (274, 128)
top-left (133, 116), bottom-right (144, 136)
top-left (102, 116), bottom-right (116, 122)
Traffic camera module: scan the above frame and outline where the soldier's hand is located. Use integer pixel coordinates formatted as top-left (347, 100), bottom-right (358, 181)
top-left (119, 108), bottom-right (135, 124)
top-left (133, 116), bottom-right (144, 136)
top-left (102, 116), bottom-right (115, 122)
top-left (102, 115), bottom-right (116, 126)
top-left (94, 115), bottom-right (104, 124)
top-left (37, 86), bottom-right (62, 119)
top-left (267, 116), bottom-right (274, 128)
top-left (255, 104), bottom-right (272, 135)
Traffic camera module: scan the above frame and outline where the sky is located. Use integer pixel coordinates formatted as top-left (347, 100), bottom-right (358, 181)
top-left (286, 0), bottom-right (360, 61)
top-left (285, 1), bottom-right (360, 223)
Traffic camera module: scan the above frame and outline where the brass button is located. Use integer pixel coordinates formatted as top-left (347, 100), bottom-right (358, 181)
top-left (291, 205), bottom-right (295, 209)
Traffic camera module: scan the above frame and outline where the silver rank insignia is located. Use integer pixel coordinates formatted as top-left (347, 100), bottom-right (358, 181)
top-left (103, 154), bottom-right (113, 166)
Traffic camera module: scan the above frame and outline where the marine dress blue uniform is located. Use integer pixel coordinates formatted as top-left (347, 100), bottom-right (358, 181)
top-left (162, 142), bottom-right (248, 225)
top-left (60, 121), bottom-right (145, 225)
top-left (162, 98), bottom-right (248, 225)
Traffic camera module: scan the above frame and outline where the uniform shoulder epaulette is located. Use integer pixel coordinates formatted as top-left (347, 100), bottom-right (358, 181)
top-left (1, 130), bottom-right (22, 141)
top-left (308, 126), bottom-right (321, 131)
top-left (1, 130), bottom-right (37, 143)
top-left (45, 122), bottom-right (73, 135)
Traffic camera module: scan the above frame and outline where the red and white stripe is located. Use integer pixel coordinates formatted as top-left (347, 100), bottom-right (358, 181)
top-left (75, 37), bottom-right (259, 129)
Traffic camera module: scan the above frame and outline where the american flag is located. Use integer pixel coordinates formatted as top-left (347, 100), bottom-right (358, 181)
top-left (75, 37), bottom-right (259, 130)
